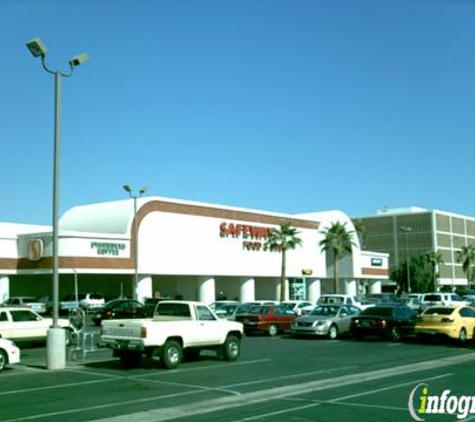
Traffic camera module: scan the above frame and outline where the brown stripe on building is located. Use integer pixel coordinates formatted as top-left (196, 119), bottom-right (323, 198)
top-left (362, 267), bottom-right (388, 276)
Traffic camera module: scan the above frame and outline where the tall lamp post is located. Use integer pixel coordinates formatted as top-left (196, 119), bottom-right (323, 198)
top-left (123, 185), bottom-right (147, 300)
top-left (399, 226), bottom-right (412, 293)
top-left (26, 38), bottom-right (88, 369)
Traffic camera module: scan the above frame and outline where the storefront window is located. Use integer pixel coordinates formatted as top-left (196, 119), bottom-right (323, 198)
top-left (289, 278), bottom-right (306, 300)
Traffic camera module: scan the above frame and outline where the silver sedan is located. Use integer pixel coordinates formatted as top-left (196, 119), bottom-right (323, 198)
top-left (290, 305), bottom-right (361, 339)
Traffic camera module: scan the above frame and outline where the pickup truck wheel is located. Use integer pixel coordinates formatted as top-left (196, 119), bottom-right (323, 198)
top-left (219, 335), bottom-right (241, 361)
top-left (120, 352), bottom-right (142, 368)
top-left (0, 350), bottom-right (6, 372)
top-left (161, 340), bottom-right (182, 369)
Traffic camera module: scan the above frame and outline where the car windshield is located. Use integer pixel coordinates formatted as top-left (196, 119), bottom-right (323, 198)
top-left (424, 307), bottom-right (454, 315)
top-left (104, 300), bottom-right (125, 308)
top-left (361, 307), bottom-right (394, 317)
top-left (310, 306), bottom-right (339, 316)
top-left (247, 306), bottom-right (269, 314)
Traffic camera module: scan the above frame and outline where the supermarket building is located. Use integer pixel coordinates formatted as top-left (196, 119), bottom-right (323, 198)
top-left (0, 197), bottom-right (389, 304)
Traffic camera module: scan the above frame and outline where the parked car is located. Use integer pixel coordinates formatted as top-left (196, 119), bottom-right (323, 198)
top-left (419, 293), bottom-right (467, 311)
top-left (415, 305), bottom-right (475, 343)
top-left (59, 294), bottom-right (80, 314)
top-left (290, 305), bottom-right (361, 339)
top-left (78, 292), bottom-right (105, 311)
top-left (215, 303), bottom-right (252, 320)
top-left (362, 293), bottom-right (400, 304)
top-left (0, 338), bottom-right (20, 372)
top-left (209, 300), bottom-right (240, 310)
top-left (280, 300), bottom-right (314, 316)
top-left (234, 304), bottom-right (296, 336)
top-left (349, 304), bottom-right (417, 342)
top-left (0, 307), bottom-right (71, 344)
top-left (92, 299), bottom-right (147, 326)
top-left (400, 297), bottom-right (422, 312)
top-left (315, 294), bottom-right (372, 310)
top-left (3, 297), bottom-right (47, 315)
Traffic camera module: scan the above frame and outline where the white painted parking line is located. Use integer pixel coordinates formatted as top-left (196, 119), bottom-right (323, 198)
top-left (1, 388), bottom-right (222, 422)
top-left (0, 359), bottom-right (272, 399)
top-left (0, 377), bottom-right (119, 396)
top-left (88, 352), bottom-right (475, 422)
top-left (220, 365), bottom-right (357, 388)
top-left (133, 358), bottom-right (273, 378)
top-left (225, 373), bottom-right (453, 422)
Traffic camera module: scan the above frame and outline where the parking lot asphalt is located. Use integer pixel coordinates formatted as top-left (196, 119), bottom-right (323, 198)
top-left (2, 335), bottom-right (475, 422)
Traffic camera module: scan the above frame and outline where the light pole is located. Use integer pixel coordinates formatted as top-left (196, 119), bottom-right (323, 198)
top-left (26, 38), bottom-right (88, 369)
top-left (123, 185), bottom-right (147, 300)
top-left (399, 226), bottom-right (412, 293)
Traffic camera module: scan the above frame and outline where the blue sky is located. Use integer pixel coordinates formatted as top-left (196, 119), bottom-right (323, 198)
top-left (1, 0), bottom-right (475, 225)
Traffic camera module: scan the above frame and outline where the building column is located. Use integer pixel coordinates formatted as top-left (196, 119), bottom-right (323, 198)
top-left (369, 280), bottom-right (382, 294)
top-left (137, 275), bottom-right (153, 304)
top-left (239, 278), bottom-right (255, 303)
top-left (306, 278), bottom-right (321, 303)
top-left (198, 277), bottom-right (215, 304)
top-left (345, 280), bottom-right (357, 296)
top-left (0, 275), bottom-right (9, 303)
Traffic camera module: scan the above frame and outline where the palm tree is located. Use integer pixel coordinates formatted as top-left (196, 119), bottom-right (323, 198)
top-left (265, 222), bottom-right (302, 302)
top-left (422, 251), bottom-right (444, 291)
top-left (456, 245), bottom-right (475, 287)
top-left (353, 219), bottom-right (366, 250)
top-left (319, 222), bottom-right (356, 294)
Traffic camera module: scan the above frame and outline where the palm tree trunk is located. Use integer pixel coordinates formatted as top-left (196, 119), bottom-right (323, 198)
top-left (280, 250), bottom-right (286, 302)
top-left (334, 250), bottom-right (339, 294)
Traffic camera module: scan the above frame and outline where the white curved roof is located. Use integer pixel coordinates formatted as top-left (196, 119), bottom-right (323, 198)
top-left (59, 196), bottom-right (300, 235)
top-left (59, 198), bottom-right (357, 241)
top-left (295, 210), bottom-right (361, 249)
top-left (59, 199), bottom-right (137, 235)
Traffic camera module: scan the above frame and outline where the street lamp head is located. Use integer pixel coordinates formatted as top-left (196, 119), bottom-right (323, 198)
top-left (139, 187), bottom-right (148, 196)
top-left (68, 53), bottom-right (89, 68)
top-left (123, 184), bottom-right (132, 195)
top-left (26, 38), bottom-right (48, 58)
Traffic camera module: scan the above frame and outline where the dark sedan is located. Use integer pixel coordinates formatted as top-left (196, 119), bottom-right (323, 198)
top-left (349, 304), bottom-right (416, 342)
top-left (92, 299), bottom-right (146, 326)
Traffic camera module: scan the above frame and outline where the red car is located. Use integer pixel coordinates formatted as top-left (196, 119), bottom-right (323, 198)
top-left (235, 305), bottom-right (297, 336)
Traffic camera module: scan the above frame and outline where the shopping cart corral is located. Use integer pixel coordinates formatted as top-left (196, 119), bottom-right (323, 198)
top-left (67, 308), bottom-right (111, 362)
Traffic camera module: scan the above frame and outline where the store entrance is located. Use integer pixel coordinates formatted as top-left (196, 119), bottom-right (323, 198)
top-left (289, 278), bottom-right (306, 300)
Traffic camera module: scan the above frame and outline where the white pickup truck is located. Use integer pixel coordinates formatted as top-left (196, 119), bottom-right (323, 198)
top-left (98, 300), bottom-right (244, 369)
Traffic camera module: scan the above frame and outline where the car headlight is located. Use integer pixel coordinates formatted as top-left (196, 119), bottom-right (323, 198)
top-left (315, 320), bottom-right (328, 327)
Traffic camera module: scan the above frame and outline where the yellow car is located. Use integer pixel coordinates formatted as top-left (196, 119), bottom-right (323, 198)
top-left (415, 305), bottom-right (475, 343)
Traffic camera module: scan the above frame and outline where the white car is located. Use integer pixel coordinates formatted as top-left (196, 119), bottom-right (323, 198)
top-left (3, 296), bottom-right (47, 314)
top-left (419, 293), bottom-right (468, 311)
top-left (0, 338), bottom-right (20, 371)
top-left (0, 307), bottom-right (71, 343)
top-left (280, 300), bottom-right (314, 315)
top-left (78, 293), bottom-right (105, 312)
